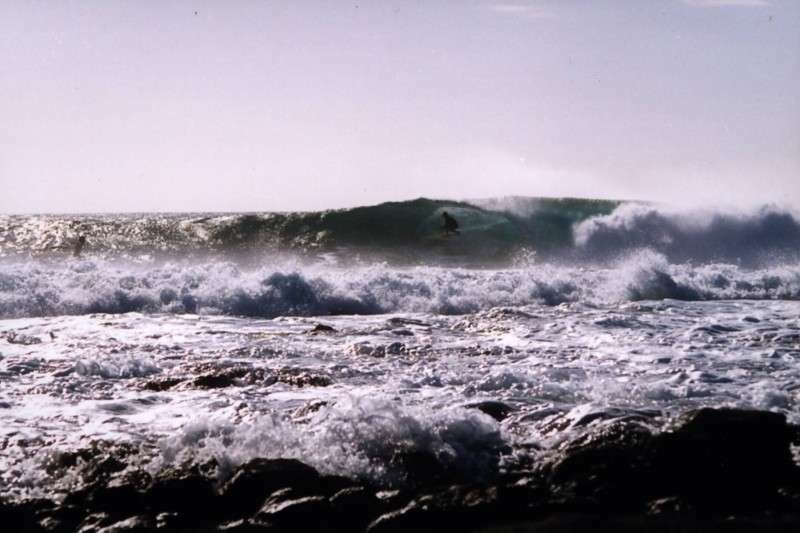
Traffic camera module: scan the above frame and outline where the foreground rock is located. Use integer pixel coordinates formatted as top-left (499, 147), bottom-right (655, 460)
top-left (3, 408), bottom-right (800, 532)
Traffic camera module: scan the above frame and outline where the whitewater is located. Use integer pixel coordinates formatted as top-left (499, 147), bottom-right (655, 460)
top-left (2, 197), bottom-right (800, 531)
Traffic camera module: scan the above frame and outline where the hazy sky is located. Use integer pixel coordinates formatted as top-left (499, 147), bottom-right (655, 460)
top-left (2, 0), bottom-right (798, 213)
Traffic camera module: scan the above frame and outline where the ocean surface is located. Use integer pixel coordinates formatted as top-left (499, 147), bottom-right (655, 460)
top-left (1, 196), bottom-right (800, 516)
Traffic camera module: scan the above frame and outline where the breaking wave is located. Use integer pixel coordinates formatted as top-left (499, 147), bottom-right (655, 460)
top-left (574, 203), bottom-right (800, 266)
top-left (2, 197), bottom-right (798, 268)
top-left (157, 396), bottom-right (506, 487)
top-left (2, 197), bottom-right (798, 318)
top-left (0, 197), bottom-right (619, 263)
top-left (1, 252), bottom-right (798, 319)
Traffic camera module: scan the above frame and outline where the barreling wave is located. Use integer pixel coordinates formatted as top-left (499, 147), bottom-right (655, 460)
top-left (0, 197), bottom-right (618, 263)
top-left (3, 197), bottom-right (799, 267)
top-left (1, 252), bottom-right (798, 319)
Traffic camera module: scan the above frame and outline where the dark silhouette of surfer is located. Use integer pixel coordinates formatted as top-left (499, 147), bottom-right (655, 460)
top-left (73, 235), bottom-right (86, 257)
top-left (442, 211), bottom-right (459, 236)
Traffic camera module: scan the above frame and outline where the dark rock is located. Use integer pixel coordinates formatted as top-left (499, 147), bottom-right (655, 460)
top-left (144, 469), bottom-right (216, 519)
top-left (319, 474), bottom-right (358, 495)
top-left (366, 498), bottom-right (456, 533)
top-left (96, 515), bottom-right (154, 532)
top-left (77, 512), bottom-right (113, 532)
top-left (390, 450), bottom-right (448, 487)
top-left (653, 408), bottom-right (798, 510)
top-left (217, 518), bottom-right (268, 532)
top-left (366, 501), bottom-right (430, 533)
top-left (545, 407), bottom-right (800, 516)
top-left (373, 489), bottom-right (410, 510)
top-left (647, 496), bottom-right (689, 515)
top-left (385, 342), bottom-right (405, 355)
top-left (141, 377), bottom-right (184, 391)
top-left (465, 400), bottom-right (514, 421)
top-left (219, 459), bottom-right (321, 518)
top-left (0, 499), bottom-right (52, 532)
top-left (309, 323), bottom-right (336, 333)
top-left (386, 317), bottom-right (429, 327)
top-left (547, 420), bottom-right (657, 509)
top-left (572, 407), bottom-right (661, 427)
top-left (254, 495), bottom-right (331, 530)
top-left (293, 400), bottom-right (328, 419)
top-left (85, 483), bottom-right (146, 516)
top-left (191, 372), bottom-right (238, 389)
top-left (274, 367), bottom-right (332, 387)
top-left (330, 487), bottom-right (382, 531)
top-left (5, 332), bottom-right (43, 345)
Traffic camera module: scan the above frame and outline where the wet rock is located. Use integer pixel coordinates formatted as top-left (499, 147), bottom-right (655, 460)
top-left (81, 480), bottom-right (147, 517)
top-left (0, 498), bottom-right (51, 532)
top-left (274, 367), bottom-right (332, 387)
top-left (190, 372), bottom-right (238, 389)
top-left (652, 407), bottom-right (798, 510)
top-left (96, 515), bottom-right (154, 532)
top-left (309, 323), bottom-right (336, 333)
top-left (152, 364), bottom-right (332, 391)
top-left (319, 474), bottom-right (359, 495)
top-left (348, 342), bottom-right (395, 358)
top-left (547, 420), bottom-right (654, 509)
top-left (545, 407), bottom-right (800, 516)
top-left (386, 317), bottom-right (430, 327)
top-left (370, 345), bottom-right (386, 358)
top-left (140, 376), bottom-right (184, 391)
top-left (348, 342), bottom-right (374, 356)
top-left (144, 469), bottom-right (217, 519)
top-left (646, 496), bottom-right (688, 515)
top-left (5, 332), bottom-right (43, 345)
top-left (330, 486), bottom-right (382, 530)
top-left (154, 512), bottom-right (181, 529)
top-left (385, 342), bottom-right (405, 355)
top-left (390, 450), bottom-right (449, 487)
top-left (217, 518), bottom-right (266, 532)
top-left (6, 359), bottom-right (41, 374)
top-left (181, 364), bottom-right (257, 389)
top-left (365, 488), bottom-right (488, 533)
top-left (465, 400), bottom-right (514, 421)
top-left (77, 512), bottom-right (113, 532)
top-left (367, 501), bottom-right (431, 533)
top-left (254, 495), bottom-right (331, 530)
top-left (219, 458), bottom-right (322, 518)
top-left (572, 407), bottom-right (661, 427)
top-left (293, 399), bottom-right (328, 420)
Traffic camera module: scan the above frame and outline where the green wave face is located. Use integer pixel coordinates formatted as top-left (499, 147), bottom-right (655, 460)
top-left (0, 197), bottom-right (621, 264)
top-left (204, 197), bottom-right (621, 263)
top-left (2, 196), bottom-right (800, 267)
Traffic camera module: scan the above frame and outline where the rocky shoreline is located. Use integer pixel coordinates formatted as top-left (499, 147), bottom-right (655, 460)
top-left (3, 407), bottom-right (800, 532)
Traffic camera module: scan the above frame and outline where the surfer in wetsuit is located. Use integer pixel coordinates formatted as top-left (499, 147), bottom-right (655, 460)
top-left (442, 211), bottom-right (459, 236)
top-left (73, 235), bottom-right (86, 257)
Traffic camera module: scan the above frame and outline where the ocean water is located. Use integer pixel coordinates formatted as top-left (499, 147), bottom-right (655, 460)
top-left (1, 196), bottom-right (800, 502)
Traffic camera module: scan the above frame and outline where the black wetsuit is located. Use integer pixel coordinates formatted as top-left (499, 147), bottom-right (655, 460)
top-left (442, 212), bottom-right (459, 235)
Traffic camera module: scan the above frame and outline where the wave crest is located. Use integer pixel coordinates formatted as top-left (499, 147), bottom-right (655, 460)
top-left (1, 256), bottom-right (798, 319)
top-left (575, 204), bottom-right (800, 266)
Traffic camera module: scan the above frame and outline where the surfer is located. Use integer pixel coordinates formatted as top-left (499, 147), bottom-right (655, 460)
top-left (73, 235), bottom-right (86, 257)
top-left (442, 211), bottom-right (459, 236)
